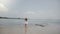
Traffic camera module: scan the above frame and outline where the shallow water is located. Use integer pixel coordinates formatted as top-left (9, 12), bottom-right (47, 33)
top-left (0, 19), bottom-right (60, 34)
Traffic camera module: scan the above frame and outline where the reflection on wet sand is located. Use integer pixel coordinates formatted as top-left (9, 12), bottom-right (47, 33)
top-left (25, 24), bottom-right (28, 34)
top-left (0, 24), bottom-right (60, 34)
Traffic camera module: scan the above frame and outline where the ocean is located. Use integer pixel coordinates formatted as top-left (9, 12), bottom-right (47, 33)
top-left (0, 19), bottom-right (60, 34)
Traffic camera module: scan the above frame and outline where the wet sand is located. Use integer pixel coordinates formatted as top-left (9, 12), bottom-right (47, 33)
top-left (0, 24), bottom-right (60, 34)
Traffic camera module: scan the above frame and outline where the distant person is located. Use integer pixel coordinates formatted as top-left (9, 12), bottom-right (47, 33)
top-left (25, 18), bottom-right (28, 25)
top-left (24, 18), bottom-right (28, 34)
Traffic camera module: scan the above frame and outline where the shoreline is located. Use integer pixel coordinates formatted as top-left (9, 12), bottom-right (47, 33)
top-left (0, 24), bottom-right (60, 34)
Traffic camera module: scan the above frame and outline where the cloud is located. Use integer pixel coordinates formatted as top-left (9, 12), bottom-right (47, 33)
top-left (21, 10), bottom-right (60, 19)
top-left (21, 11), bottom-right (35, 18)
top-left (26, 11), bottom-right (35, 14)
top-left (0, 0), bottom-right (11, 5)
top-left (0, 3), bottom-right (8, 13)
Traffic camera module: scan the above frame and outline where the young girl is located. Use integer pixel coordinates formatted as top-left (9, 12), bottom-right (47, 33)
top-left (24, 18), bottom-right (28, 34)
top-left (25, 18), bottom-right (28, 25)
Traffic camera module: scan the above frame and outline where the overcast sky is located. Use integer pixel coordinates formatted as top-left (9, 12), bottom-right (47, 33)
top-left (0, 0), bottom-right (60, 19)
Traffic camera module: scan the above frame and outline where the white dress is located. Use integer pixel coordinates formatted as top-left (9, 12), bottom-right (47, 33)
top-left (25, 21), bottom-right (28, 24)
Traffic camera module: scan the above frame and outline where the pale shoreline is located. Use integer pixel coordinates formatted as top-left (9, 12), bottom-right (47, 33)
top-left (0, 24), bottom-right (60, 34)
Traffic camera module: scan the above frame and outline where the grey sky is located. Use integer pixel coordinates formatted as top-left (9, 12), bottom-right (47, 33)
top-left (0, 0), bottom-right (60, 19)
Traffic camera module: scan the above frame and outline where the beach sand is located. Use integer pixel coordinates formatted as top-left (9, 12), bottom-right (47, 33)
top-left (0, 24), bottom-right (60, 34)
